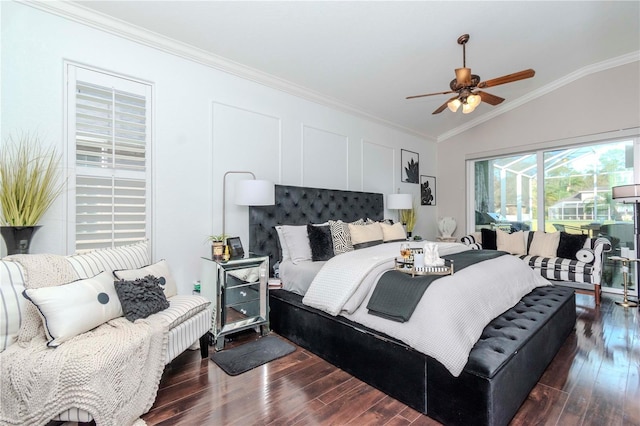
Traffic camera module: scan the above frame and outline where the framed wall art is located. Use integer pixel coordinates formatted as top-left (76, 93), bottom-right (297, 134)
top-left (401, 149), bottom-right (419, 183)
top-left (421, 175), bottom-right (436, 205)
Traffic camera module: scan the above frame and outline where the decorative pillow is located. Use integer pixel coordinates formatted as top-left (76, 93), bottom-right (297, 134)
top-left (528, 231), bottom-right (561, 257)
top-left (380, 222), bottom-right (406, 243)
top-left (576, 248), bottom-right (595, 264)
top-left (557, 232), bottom-right (588, 260)
top-left (115, 275), bottom-right (170, 322)
top-left (307, 224), bottom-right (334, 261)
top-left (480, 228), bottom-right (497, 250)
top-left (23, 271), bottom-right (123, 347)
top-left (66, 240), bottom-right (150, 279)
top-left (348, 222), bottom-right (384, 249)
top-left (274, 226), bottom-right (291, 262)
top-left (0, 260), bottom-right (26, 352)
top-left (114, 259), bottom-right (178, 298)
top-left (329, 219), bottom-right (365, 255)
top-left (279, 225), bottom-right (312, 265)
top-left (496, 229), bottom-right (526, 255)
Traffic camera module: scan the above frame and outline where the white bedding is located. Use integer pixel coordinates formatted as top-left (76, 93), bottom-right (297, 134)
top-left (302, 242), bottom-right (550, 376)
top-left (280, 259), bottom-right (326, 296)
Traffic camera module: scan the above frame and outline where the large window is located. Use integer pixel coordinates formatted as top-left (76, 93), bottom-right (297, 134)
top-left (67, 65), bottom-right (152, 253)
top-left (470, 138), bottom-right (637, 293)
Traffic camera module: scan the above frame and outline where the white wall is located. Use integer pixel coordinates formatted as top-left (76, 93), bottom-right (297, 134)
top-left (437, 61), bottom-right (640, 237)
top-left (1, 2), bottom-right (436, 293)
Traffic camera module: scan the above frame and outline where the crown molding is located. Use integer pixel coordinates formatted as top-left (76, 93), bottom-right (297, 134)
top-left (437, 51), bottom-right (640, 143)
top-left (21, 0), bottom-right (434, 142)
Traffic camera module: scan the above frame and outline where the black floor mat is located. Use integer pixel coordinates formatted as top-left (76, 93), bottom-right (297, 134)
top-left (210, 335), bottom-right (296, 376)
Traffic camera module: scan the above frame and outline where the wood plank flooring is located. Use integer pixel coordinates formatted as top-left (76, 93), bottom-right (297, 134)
top-left (142, 294), bottom-right (639, 425)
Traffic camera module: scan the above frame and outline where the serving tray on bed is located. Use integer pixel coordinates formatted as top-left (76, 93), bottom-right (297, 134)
top-left (394, 258), bottom-right (454, 277)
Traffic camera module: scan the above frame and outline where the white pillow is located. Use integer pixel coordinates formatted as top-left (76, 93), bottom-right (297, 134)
top-left (0, 260), bottom-right (26, 352)
top-left (380, 222), bottom-right (407, 242)
top-left (529, 231), bottom-right (561, 257)
top-left (278, 225), bottom-right (312, 265)
top-left (349, 222), bottom-right (384, 249)
top-left (274, 226), bottom-right (291, 262)
top-left (496, 229), bottom-right (526, 255)
top-left (23, 271), bottom-right (123, 347)
top-left (114, 259), bottom-right (178, 298)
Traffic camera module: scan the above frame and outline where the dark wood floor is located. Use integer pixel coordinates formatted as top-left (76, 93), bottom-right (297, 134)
top-left (142, 293), bottom-right (639, 425)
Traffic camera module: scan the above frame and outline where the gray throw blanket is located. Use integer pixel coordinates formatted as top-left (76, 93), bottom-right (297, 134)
top-left (367, 250), bottom-right (509, 322)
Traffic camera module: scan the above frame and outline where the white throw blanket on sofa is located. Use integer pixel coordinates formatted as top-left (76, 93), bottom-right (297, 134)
top-left (0, 254), bottom-right (168, 426)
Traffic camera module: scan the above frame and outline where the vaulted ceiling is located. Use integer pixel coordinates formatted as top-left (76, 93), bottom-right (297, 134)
top-left (71, 1), bottom-right (640, 141)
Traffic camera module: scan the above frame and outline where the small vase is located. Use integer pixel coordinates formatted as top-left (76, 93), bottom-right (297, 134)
top-left (1, 226), bottom-right (41, 255)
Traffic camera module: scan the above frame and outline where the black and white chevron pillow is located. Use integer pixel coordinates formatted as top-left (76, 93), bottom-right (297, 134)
top-left (329, 219), bottom-right (365, 255)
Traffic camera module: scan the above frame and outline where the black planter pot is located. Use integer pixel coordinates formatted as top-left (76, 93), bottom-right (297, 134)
top-left (1, 226), bottom-right (41, 255)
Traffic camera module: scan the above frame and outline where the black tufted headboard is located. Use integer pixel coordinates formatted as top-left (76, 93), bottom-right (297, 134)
top-left (249, 185), bottom-right (384, 275)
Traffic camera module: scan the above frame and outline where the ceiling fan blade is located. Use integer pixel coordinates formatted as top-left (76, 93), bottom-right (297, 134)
top-left (476, 91), bottom-right (505, 106)
top-left (477, 69), bottom-right (535, 89)
top-left (406, 90), bottom-right (456, 100)
top-left (432, 96), bottom-right (459, 114)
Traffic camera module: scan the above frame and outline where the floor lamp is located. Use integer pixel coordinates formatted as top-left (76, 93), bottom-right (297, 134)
top-left (222, 171), bottom-right (275, 240)
top-left (612, 184), bottom-right (640, 307)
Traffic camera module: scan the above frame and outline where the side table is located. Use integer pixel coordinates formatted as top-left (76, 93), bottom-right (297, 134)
top-left (200, 254), bottom-right (270, 350)
top-left (609, 256), bottom-right (639, 308)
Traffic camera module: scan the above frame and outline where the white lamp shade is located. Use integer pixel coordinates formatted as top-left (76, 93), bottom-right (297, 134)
top-left (387, 193), bottom-right (412, 209)
top-left (234, 179), bottom-right (275, 206)
top-left (612, 184), bottom-right (640, 203)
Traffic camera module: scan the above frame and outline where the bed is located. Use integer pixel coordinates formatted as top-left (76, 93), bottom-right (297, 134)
top-left (249, 185), bottom-right (576, 426)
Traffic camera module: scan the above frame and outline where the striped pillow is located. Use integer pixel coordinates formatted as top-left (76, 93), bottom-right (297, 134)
top-left (0, 260), bottom-right (26, 352)
top-left (67, 241), bottom-right (150, 279)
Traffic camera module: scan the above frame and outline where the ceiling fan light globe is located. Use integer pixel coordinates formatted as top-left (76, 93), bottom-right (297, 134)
top-left (462, 102), bottom-right (474, 114)
top-left (447, 99), bottom-right (461, 112)
top-left (467, 94), bottom-right (481, 108)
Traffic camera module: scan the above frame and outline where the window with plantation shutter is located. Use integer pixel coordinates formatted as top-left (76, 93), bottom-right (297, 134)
top-left (67, 65), bottom-right (152, 253)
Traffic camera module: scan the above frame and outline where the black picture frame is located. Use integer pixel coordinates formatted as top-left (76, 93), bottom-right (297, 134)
top-left (421, 175), bottom-right (436, 206)
top-left (226, 237), bottom-right (244, 259)
top-left (401, 149), bottom-right (419, 183)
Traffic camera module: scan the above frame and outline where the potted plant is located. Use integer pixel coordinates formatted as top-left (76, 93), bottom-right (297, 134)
top-left (0, 133), bottom-right (63, 254)
top-left (400, 203), bottom-right (417, 239)
top-left (207, 234), bottom-right (228, 260)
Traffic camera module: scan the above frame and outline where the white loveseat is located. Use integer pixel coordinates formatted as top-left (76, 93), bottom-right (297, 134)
top-left (0, 241), bottom-right (212, 425)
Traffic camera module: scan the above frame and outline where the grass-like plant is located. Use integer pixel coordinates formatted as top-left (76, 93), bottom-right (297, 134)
top-left (0, 133), bottom-right (63, 226)
top-left (400, 202), bottom-right (417, 233)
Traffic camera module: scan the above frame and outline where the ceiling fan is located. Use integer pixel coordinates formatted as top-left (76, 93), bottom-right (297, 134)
top-left (406, 34), bottom-right (535, 114)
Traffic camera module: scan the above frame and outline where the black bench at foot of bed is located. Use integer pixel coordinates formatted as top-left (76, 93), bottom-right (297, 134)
top-left (269, 285), bottom-right (576, 426)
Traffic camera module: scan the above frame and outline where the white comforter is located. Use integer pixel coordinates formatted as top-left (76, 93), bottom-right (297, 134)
top-left (302, 242), bottom-right (550, 376)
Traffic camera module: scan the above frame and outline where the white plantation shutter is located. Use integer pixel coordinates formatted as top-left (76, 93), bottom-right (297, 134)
top-left (68, 65), bottom-right (152, 252)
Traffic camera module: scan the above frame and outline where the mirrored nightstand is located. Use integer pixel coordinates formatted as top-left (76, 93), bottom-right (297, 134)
top-left (200, 255), bottom-right (269, 350)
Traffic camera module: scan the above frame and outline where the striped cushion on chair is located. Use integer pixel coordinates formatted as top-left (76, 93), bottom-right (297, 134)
top-left (518, 255), bottom-right (594, 283)
top-left (0, 260), bottom-right (26, 352)
top-left (67, 241), bottom-right (150, 279)
top-left (151, 294), bottom-right (210, 329)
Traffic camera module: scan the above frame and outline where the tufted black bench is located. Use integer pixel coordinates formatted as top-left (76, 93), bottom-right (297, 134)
top-left (269, 285), bottom-right (576, 426)
top-left (426, 285), bottom-right (576, 425)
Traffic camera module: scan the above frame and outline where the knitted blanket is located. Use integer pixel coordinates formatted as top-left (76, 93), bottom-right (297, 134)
top-left (0, 254), bottom-right (168, 426)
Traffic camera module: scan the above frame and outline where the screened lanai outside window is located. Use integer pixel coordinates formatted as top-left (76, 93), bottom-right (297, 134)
top-left (472, 138), bottom-right (636, 295)
top-left (473, 153), bottom-right (537, 233)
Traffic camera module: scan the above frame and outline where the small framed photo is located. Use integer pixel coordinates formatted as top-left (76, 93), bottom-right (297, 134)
top-left (421, 175), bottom-right (436, 206)
top-left (226, 237), bottom-right (244, 259)
top-left (401, 149), bottom-right (419, 183)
